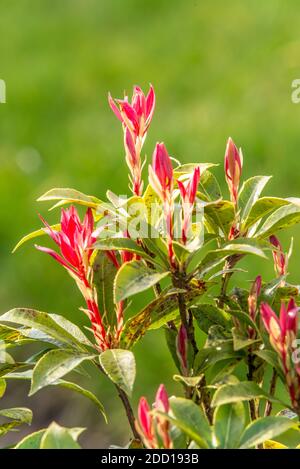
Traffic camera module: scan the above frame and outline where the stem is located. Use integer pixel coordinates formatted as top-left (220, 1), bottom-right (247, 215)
top-left (115, 385), bottom-right (141, 441)
top-left (247, 350), bottom-right (257, 421)
top-left (217, 254), bottom-right (242, 308)
top-left (264, 369), bottom-right (277, 417)
top-left (96, 362), bottom-right (141, 442)
top-left (198, 376), bottom-right (213, 424)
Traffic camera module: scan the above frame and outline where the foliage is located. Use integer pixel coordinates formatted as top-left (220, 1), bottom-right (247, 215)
top-left (2, 84), bottom-right (300, 449)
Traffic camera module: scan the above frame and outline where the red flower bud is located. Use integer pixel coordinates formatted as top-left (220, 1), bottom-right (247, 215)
top-left (176, 324), bottom-right (188, 375)
top-left (109, 84), bottom-right (155, 139)
top-left (177, 167), bottom-right (200, 245)
top-left (260, 299), bottom-right (300, 408)
top-left (149, 142), bottom-right (173, 201)
top-left (155, 384), bottom-right (169, 413)
top-left (269, 235), bottom-right (287, 277)
top-left (224, 137), bottom-right (243, 205)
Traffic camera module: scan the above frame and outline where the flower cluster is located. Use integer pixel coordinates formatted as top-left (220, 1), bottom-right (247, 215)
top-left (136, 384), bottom-right (172, 449)
top-left (109, 85), bottom-right (155, 196)
top-left (36, 206), bottom-right (127, 351)
top-left (260, 299), bottom-right (300, 408)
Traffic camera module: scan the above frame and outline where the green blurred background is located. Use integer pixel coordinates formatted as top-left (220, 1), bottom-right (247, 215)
top-left (1, 0), bottom-right (300, 448)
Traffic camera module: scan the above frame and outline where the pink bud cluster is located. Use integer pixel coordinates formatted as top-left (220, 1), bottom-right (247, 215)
top-left (109, 85), bottom-right (155, 196)
top-left (36, 206), bottom-right (130, 351)
top-left (136, 384), bottom-right (172, 449)
top-left (260, 299), bottom-right (300, 409)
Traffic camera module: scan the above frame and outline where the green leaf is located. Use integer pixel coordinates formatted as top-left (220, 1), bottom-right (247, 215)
top-left (94, 238), bottom-right (154, 264)
top-left (37, 187), bottom-right (101, 209)
top-left (197, 239), bottom-right (268, 277)
top-left (213, 402), bottom-right (245, 448)
top-left (4, 370), bottom-right (107, 422)
top-left (204, 200), bottom-right (234, 236)
top-left (192, 304), bottom-right (231, 334)
top-left (40, 422), bottom-right (85, 449)
top-left (158, 397), bottom-right (212, 449)
top-left (254, 349), bottom-right (284, 380)
top-left (211, 381), bottom-right (288, 407)
top-left (232, 327), bottom-right (260, 351)
top-left (0, 378), bottom-right (6, 398)
top-left (0, 407), bottom-right (32, 424)
top-left (239, 176), bottom-right (271, 224)
top-left (255, 202), bottom-right (300, 238)
top-left (92, 251), bottom-right (118, 328)
top-left (240, 417), bottom-right (296, 449)
top-left (15, 429), bottom-right (45, 449)
top-left (114, 260), bottom-right (169, 302)
top-left (99, 349), bottom-right (135, 397)
top-left (194, 341), bottom-right (242, 374)
top-left (0, 309), bottom-right (90, 350)
top-left (12, 224), bottom-right (61, 253)
top-left (121, 286), bottom-right (207, 348)
top-left (198, 170), bottom-right (222, 201)
top-left (30, 349), bottom-right (94, 395)
top-left (242, 197), bottom-right (289, 231)
top-left (55, 380), bottom-right (107, 422)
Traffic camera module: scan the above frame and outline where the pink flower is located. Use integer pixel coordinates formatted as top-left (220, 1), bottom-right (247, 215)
top-left (149, 143), bottom-right (175, 264)
top-left (109, 85), bottom-right (155, 139)
top-left (155, 384), bottom-right (170, 414)
top-left (136, 384), bottom-right (171, 449)
top-left (177, 167), bottom-right (200, 244)
top-left (176, 324), bottom-right (188, 375)
top-left (36, 206), bottom-right (96, 287)
top-left (260, 299), bottom-right (300, 408)
top-left (269, 235), bottom-right (287, 277)
top-left (149, 142), bottom-right (173, 201)
top-left (109, 85), bottom-right (155, 196)
top-left (224, 137), bottom-right (243, 205)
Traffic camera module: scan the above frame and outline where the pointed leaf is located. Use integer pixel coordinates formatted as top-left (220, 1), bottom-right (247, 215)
top-left (240, 417), bottom-right (295, 449)
top-left (214, 402), bottom-right (245, 448)
top-left (30, 349), bottom-right (94, 395)
top-left (40, 422), bottom-right (85, 449)
top-left (15, 429), bottom-right (45, 449)
top-left (114, 260), bottom-right (169, 302)
top-left (99, 349), bottom-right (135, 397)
top-left (239, 176), bottom-right (271, 223)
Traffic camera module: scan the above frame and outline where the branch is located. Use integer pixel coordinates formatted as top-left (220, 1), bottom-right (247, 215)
top-left (264, 369), bottom-right (278, 417)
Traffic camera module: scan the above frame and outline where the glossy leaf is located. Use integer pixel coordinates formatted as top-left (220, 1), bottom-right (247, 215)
top-left (240, 417), bottom-right (295, 449)
top-left (255, 202), bottom-right (300, 238)
top-left (30, 349), bottom-right (94, 395)
top-left (192, 304), bottom-right (231, 334)
top-left (40, 422), bottom-right (85, 449)
top-left (239, 176), bottom-right (271, 224)
top-left (0, 309), bottom-right (90, 350)
top-left (242, 197), bottom-right (289, 231)
top-left (213, 402), bottom-right (245, 448)
top-left (12, 224), bottom-right (61, 253)
top-left (114, 260), bottom-right (169, 302)
top-left (99, 349), bottom-right (135, 397)
top-left (15, 429), bottom-right (45, 449)
top-left (211, 381), bottom-right (287, 407)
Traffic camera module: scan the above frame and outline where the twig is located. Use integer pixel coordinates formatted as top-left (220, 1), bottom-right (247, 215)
top-left (96, 362), bottom-right (141, 442)
top-left (115, 385), bottom-right (141, 441)
top-left (264, 368), bottom-right (278, 417)
top-left (247, 350), bottom-right (257, 421)
top-left (198, 375), bottom-right (213, 424)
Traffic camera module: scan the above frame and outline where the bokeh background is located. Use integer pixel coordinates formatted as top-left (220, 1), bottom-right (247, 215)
top-left (1, 0), bottom-right (300, 448)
